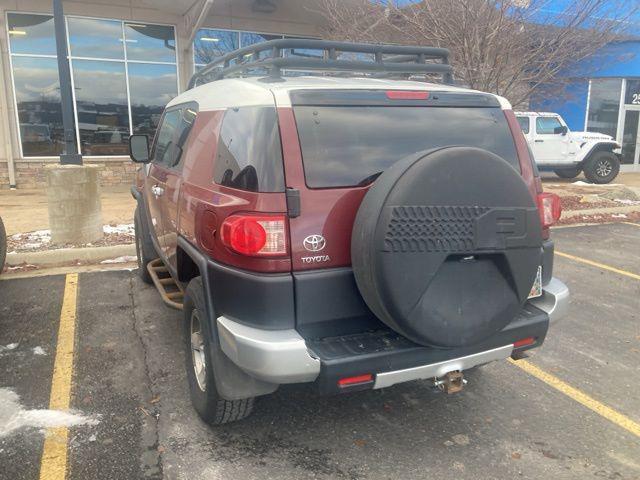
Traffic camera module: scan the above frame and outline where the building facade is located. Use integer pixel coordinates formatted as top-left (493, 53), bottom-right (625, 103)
top-left (532, 40), bottom-right (640, 172)
top-left (0, 0), bottom-right (331, 189)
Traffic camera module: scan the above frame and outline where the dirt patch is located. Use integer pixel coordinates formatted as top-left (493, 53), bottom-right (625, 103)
top-left (7, 224), bottom-right (134, 253)
top-left (557, 210), bottom-right (640, 226)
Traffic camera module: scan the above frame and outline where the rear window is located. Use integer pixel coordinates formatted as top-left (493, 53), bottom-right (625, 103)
top-left (214, 106), bottom-right (285, 192)
top-left (294, 106), bottom-right (519, 188)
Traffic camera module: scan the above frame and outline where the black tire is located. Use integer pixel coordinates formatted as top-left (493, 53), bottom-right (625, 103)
top-left (183, 277), bottom-right (254, 425)
top-left (0, 217), bottom-right (6, 274)
top-left (134, 206), bottom-right (156, 284)
top-left (583, 151), bottom-right (620, 184)
top-left (553, 167), bottom-right (581, 179)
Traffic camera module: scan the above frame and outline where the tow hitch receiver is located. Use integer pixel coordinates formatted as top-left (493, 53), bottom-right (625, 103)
top-left (434, 371), bottom-right (466, 394)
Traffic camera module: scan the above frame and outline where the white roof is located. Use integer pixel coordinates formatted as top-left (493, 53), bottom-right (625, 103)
top-left (167, 75), bottom-right (512, 110)
top-left (514, 111), bottom-right (559, 117)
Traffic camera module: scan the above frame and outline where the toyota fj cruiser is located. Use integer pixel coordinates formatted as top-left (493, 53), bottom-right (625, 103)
top-left (129, 40), bottom-right (570, 425)
top-left (515, 111), bottom-right (621, 184)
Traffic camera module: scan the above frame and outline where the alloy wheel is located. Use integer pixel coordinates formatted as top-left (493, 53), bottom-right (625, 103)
top-left (190, 310), bottom-right (207, 392)
top-left (596, 160), bottom-right (612, 177)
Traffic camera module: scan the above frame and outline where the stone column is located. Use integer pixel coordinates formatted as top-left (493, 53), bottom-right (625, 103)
top-left (46, 164), bottom-right (103, 244)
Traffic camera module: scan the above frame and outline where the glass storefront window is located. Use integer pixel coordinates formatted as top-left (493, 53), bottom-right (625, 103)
top-left (7, 13), bottom-right (57, 55)
top-left (125, 23), bottom-right (176, 63)
top-left (586, 78), bottom-right (622, 138)
top-left (241, 32), bottom-right (282, 46)
top-left (11, 57), bottom-right (63, 157)
top-left (72, 60), bottom-right (129, 156)
top-left (128, 63), bottom-right (178, 136)
top-left (7, 13), bottom-right (179, 157)
top-left (621, 110), bottom-right (639, 165)
top-left (67, 17), bottom-right (124, 59)
top-left (625, 79), bottom-right (640, 106)
top-left (194, 29), bottom-right (239, 66)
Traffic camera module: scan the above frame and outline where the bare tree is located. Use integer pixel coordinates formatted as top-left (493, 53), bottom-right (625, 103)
top-left (318, 0), bottom-right (639, 107)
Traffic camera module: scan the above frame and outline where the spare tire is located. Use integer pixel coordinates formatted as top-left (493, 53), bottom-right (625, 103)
top-left (352, 147), bottom-right (543, 348)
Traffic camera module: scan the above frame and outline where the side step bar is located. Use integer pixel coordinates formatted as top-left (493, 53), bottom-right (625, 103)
top-left (147, 258), bottom-right (184, 310)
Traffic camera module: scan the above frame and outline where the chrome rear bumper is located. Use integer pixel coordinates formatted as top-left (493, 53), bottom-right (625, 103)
top-left (374, 344), bottom-right (513, 389)
top-left (217, 277), bottom-right (568, 386)
top-left (217, 316), bottom-right (320, 384)
top-left (529, 277), bottom-right (570, 324)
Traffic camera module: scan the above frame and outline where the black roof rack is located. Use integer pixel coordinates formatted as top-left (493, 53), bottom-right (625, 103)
top-left (187, 39), bottom-right (453, 89)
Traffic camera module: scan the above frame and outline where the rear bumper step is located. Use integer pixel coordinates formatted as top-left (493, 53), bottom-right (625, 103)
top-left (217, 277), bottom-right (568, 392)
top-left (373, 344), bottom-right (513, 389)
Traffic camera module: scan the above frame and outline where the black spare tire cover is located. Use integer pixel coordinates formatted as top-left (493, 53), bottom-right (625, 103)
top-left (352, 147), bottom-right (543, 348)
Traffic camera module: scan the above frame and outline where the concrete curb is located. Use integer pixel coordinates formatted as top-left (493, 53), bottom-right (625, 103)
top-left (7, 243), bottom-right (136, 267)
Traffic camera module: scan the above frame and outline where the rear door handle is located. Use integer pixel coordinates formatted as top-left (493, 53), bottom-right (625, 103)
top-left (151, 185), bottom-right (165, 197)
top-left (534, 140), bottom-right (544, 143)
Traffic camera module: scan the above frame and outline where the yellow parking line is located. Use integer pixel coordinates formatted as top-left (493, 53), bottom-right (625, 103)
top-left (555, 251), bottom-right (640, 281)
top-left (39, 273), bottom-right (79, 480)
top-left (510, 359), bottom-right (640, 438)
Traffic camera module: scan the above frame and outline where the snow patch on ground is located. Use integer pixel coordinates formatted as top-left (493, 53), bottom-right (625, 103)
top-left (100, 255), bottom-right (137, 264)
top-left (571, 181), bottom-right (623, 187)
top-left (102, 223), bottom-right (134, 235)
top-left (0, 343), bottom-right (19, 353)
top-left (613, 198), bottom-right (640, 205)
top-left (0, 389), bottom-right (99, 438)
top-left (10, 230), bottom-right (51, 249)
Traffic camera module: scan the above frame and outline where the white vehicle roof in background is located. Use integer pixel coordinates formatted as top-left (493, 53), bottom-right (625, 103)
top-left (514, 111), bottom-right (560, 117)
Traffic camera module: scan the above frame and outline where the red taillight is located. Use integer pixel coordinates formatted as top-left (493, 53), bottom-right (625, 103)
top-left (536, 192), bottom-right (562, 229)
top-left (386, 90), bottom-right (429, 100)
top-left (220, 214), bottom-right (287, 257)
top-left (338, 374), bottom-right (373, 387)
top-left (514, 337), bottom-right (536, 348)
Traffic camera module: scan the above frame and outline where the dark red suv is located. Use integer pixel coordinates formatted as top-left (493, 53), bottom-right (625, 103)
top-left (129, 40), bottom-right (569, 425)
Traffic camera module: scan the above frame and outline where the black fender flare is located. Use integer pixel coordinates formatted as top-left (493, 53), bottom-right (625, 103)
top-left (176, 236), bottom-right (278, 399)
top-left (580, 142), bottom-right (620, 165)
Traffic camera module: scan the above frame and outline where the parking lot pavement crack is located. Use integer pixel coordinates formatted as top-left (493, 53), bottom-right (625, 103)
top-left (128, 275), bottom-right (164, 479)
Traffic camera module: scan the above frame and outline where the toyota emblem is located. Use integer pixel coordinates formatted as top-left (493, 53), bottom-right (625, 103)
top-left (303, 234), bottom-right (326, 252)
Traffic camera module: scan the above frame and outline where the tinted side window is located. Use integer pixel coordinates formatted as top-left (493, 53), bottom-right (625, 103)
top-left (169, 106), bottom-right (198, 169)
top-left (214, 106), bottom-right (285, 192)
top-left (152, 109), bottom-right (181, 165)
top-left (536, 116), bottom-right (562, 135)
top-left (516, 116), bottom-right (530, 134)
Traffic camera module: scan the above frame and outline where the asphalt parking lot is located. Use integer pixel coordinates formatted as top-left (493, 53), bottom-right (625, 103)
top-left (1, 222), bottom-right (639, 480)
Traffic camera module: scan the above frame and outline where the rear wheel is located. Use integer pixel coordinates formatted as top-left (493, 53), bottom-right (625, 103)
top-left (183, 277), bottom-right (254, 425)
top-left (553, 167), bottom-right (581, 179)
top-left (0, 216), bottom-right (6, 274)
top-left (134, 206), bottom-right (156, 284)
top-left (583, 151), bottom-right (620, 184)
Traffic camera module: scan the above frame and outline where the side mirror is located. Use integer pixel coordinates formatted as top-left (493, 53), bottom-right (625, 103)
top-left (129, 134), bottom-right (150, 163)
top-left (554, 125), bottom-right (568, 136)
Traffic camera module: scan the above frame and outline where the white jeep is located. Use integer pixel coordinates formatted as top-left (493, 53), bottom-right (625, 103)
top-left (515, 111), bottom-right (621, 184)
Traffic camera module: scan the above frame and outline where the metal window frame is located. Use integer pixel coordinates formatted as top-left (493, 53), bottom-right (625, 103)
top-left (192, 29), bottom-right (323, 76)
top-left (188, 39), bottom-right (454, 89)
top-left (5, 10), bottom-right (180, 160)
top-left (192, 27), bottom-right (293, 71)
top-left (584, 77), bottom-right (623, 138)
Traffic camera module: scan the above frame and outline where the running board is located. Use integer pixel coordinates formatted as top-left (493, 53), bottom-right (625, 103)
top-left (147, 258), bottom-right (184, 310)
